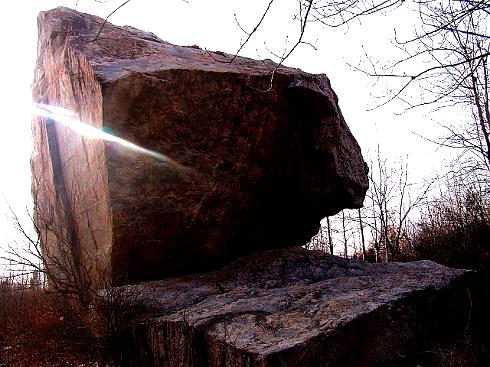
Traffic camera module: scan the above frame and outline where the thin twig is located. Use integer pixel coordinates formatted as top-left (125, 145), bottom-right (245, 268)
top-left (91, 0), bottom-right (132, 42)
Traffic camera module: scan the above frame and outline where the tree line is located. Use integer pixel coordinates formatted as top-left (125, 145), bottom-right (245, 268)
top-left (307, 149), bottom-right (489, 271)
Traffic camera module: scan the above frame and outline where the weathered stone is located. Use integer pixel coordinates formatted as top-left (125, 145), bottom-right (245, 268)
top-left (110, 247), bottom-right (474, 366)
top-left (32, 7), bottom-right (368, 286)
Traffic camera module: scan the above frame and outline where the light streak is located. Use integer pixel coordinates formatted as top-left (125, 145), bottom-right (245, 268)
top-left (33, 103), bottom-right (171, 162)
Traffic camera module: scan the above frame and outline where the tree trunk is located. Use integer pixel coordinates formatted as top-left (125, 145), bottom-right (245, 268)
top-left (326, 217), bottom-right (334, 255)
top-left (342, 211), bottom-right (348, 258)
top-left (358, 209), bottom-right (366, 260)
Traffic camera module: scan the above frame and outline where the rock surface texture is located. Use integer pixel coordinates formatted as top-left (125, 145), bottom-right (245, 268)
top-left (115, 248), bottom-right (473, 367)
top-left (32, 7), bottom-right (368, 285)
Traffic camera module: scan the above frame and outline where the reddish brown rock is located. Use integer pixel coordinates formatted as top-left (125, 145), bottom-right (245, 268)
top-left (32, 7), bottom-right (368, 286)
top-left (107, 248), bottom-right (475, 366)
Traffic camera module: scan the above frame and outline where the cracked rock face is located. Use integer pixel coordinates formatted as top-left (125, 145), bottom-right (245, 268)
top-left (32, 7), bottom-right (368, 285)
top-left (111, 248), bottom-right (474, 367)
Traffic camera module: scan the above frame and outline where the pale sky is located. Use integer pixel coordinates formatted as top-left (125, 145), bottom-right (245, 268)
top-left (0, 0), bottom-right (462, 264)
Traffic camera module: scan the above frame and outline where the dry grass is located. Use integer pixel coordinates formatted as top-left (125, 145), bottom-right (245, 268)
top-left (0, 278), bottom-right (101, 366)
top-left (0, 275), bottom-right (144, 366)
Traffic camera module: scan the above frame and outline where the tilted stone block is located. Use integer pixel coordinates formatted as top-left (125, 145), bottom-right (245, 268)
top-left (32, 7), bottom-right (368, 286)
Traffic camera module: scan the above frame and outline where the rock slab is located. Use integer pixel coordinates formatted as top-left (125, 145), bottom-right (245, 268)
top-left (114, 248), bottom-right (474, 367)
top-left (32, 7), bottom-right (368, 285)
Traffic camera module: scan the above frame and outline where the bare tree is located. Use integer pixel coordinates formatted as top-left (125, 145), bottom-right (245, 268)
top-left (413, 1), bottom-right (490, 175)
top-left (326, 216), bottom-right (334, 255)
top-left (341, 211), bottom-right (349, 258)
top-left (354, 1), bottom-right (490, 176)
top-left (2, 192), bottom-right (97, 312)
top-left (307, 217), bottom-right (334, 254)
top-left (410, 172), bottom-right (490, 266)
top-left (357, 208), bottom-right (367, 260)
top-left (365, 147), bottom-right (432, 261)
top-left (1, 193), bottom-right (141, 364)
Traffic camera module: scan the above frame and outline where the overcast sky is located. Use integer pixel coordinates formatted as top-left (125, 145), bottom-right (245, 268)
top-left (0, 0), bottom-right (463, 263)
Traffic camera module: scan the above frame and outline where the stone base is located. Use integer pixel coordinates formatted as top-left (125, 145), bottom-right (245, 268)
top-left (108, 247), bottom-right (474, 366)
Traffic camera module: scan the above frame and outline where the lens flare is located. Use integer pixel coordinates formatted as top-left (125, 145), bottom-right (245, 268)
top-left (33, 103), bottom-right (173, 163)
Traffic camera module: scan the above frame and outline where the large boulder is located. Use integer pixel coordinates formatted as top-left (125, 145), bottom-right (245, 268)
top-left (107, 247), bottom-right (475, 366)
top-left (32, 7), bottom-right (368, 286)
